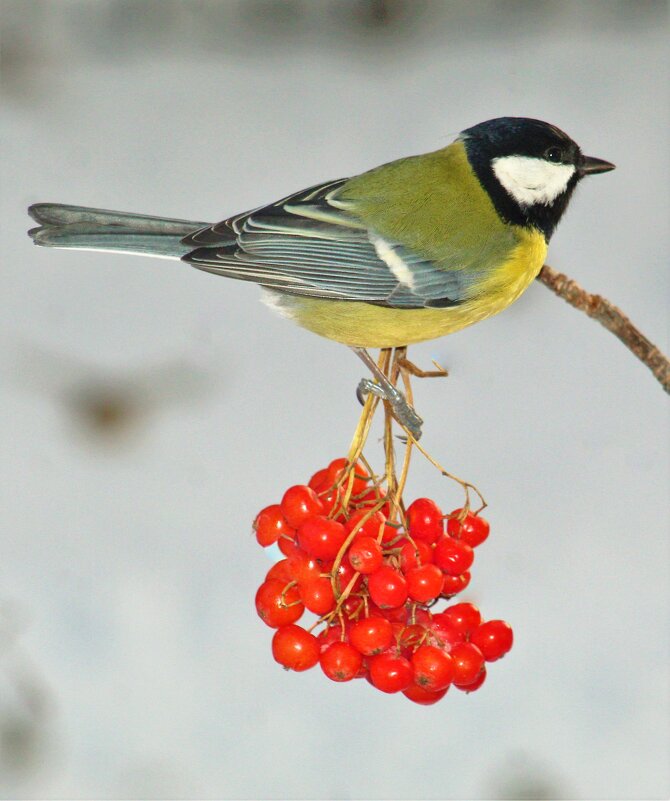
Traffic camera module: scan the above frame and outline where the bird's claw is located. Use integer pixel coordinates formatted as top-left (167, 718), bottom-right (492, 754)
top-left (356, 378), bottom-right (423, 440)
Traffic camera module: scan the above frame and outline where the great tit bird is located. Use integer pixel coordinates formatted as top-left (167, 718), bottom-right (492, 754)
top-left (28, 117), bottom-right (614, 438)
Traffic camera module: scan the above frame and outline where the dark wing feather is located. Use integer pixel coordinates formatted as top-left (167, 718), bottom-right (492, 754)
top-left (181, 180), bottom-right (473, 308)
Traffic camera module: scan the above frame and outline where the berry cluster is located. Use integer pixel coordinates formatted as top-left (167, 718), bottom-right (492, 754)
top-left (253, 457), bottom-right (512, 705)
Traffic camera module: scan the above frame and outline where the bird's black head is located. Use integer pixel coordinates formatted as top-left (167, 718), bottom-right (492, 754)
top-left (461, 117), bottom-right (614, 240)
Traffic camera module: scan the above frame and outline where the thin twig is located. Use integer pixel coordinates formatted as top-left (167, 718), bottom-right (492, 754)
top-left (537, 264), bottom-right (670, 394)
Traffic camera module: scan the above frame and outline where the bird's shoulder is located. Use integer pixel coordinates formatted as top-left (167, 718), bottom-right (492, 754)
top-left (331, 140), bottom-right (519, 268)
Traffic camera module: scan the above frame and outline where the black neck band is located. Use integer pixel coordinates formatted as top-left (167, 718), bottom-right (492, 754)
top-left (462, 137), bottom-right (579, 241)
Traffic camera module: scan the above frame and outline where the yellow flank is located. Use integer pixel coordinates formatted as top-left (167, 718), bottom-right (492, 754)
top-left (287, 226), bottom-right (547, 347)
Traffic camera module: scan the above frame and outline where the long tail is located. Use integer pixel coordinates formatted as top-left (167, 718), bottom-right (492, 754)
top-left (28, 204), bottom-right (210, 260)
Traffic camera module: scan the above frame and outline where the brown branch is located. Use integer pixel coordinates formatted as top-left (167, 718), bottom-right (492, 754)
top-left (537, 265), bottom-right (670, 394)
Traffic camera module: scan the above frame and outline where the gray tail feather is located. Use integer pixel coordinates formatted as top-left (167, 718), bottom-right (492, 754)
top-left (28, 204), bottom-right (210, 259)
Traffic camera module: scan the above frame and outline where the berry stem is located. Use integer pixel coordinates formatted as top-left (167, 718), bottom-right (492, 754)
top-left (406, 434), bottom-right (487, 514)
top-left (327, 345), bottom-right (487, 631)
top-left (346, 349), bottom-right (391, 467)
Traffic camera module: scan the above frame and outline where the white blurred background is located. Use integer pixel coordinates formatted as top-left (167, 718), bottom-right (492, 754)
top-left (1, 1), bottom-right (669, 798)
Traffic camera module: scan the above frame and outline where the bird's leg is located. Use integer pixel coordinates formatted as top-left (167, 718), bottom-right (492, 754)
top-left (351, 346), bottom-right (423, 440)
top-left (397, 356), bottom-right (449, 379)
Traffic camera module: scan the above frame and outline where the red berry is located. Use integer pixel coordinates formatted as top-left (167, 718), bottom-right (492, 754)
top-left (430, 613), bottom-right (465, 649)
top-left (280, 485), bottom-right (325, 529)
top-left (411, 645), bottom-right (454, 691)
top-left (440, 602), bottom-right (482, 638)
top-left (340, 594), bottom-right (365, 618)
top-left (450, 642), bottom-right (485, 687)
top-left (286, 548), bottom-right (322, 585)
top-left (433, 537), bottom-right (474, 576)
top-left (349, 616), bottom-right (394, 655)
top-left (406, 564), bottom-right (444, 604)
top-left (308, 468), bottom-right (329, 491)
top-left (298, 576), bottom-right (336, 615)
top-left (255, 580), bottom-right (304, 628)
top-left (319, 641), bottom-right (363, 682)
top-left (254, 504), bottom-right (295, 547)
top-left (272, 624), bottom-right (320, 671)
top-left (367, 565), bottom-right (408, 609)
top-left (348, 536), bottom-right (383, 574)
top-left (325, 457), bottom-right (370, 496)
top-left (402, 682), bottom-right (449, 705)
top-left (441, 570), bottom-right (471, 598)
top-left (345, 509), bottom-right (391, 542)
top-left (406, 498), bottom-right (444, 544)
top-left (368, 652), bottom-right (413, 693)
top-left (398, 538), bottom-right (434, 571)
top-left (277, 531), bottom-right (298, 556)
top-left (375, 603), bottom-right (410, 623)
top-left (447, 509), bottom-right (490, 548)
top-left (318, 486), bottom-right (345, 517)
top-left (333, 559), bottom-right (364, 595)
top-left (297, 515), bottom-right (348, 560)
top-left (317, 622), bottom-right (347, 652)
top-left (470, 620), bottom-right (513, 661)
top-left (265, 558), bottom-right (293, 584)
top-left (395, 622), bottom-right (426, 655)
top-left (456, 665), bottom-right (487, 693)
top-left (412, 607), bottom-right (434, 628)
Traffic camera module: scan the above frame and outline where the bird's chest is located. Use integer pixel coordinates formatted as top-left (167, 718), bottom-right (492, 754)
top-left (470, 226), bottom-right (547, 317)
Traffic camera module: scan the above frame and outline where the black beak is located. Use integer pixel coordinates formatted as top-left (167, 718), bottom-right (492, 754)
top-left (579, 155), bottom-right (616, 176)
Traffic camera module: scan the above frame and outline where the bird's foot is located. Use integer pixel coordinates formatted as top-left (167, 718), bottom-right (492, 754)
top-left (356, 378), bottom-right (423, 440)
top-left (398, 356), bottom-right (449, 379)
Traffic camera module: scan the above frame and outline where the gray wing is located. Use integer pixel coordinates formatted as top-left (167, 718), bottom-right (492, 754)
top-left (181, 180), bottom-right (474, 309)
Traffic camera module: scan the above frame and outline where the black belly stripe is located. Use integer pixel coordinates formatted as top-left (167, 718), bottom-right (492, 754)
top-left (424, 295), bottom-right (464, 308)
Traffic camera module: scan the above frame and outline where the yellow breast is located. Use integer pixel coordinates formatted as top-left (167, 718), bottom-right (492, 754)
top-left (280, 226), bottom-right (547, 348)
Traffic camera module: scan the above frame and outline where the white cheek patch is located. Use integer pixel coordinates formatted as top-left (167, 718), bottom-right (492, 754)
top-left (492, 155), bottom-right (576, 207)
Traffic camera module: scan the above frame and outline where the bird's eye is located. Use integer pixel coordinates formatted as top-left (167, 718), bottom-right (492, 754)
top-left (544, 147), bottom-right (563, 163)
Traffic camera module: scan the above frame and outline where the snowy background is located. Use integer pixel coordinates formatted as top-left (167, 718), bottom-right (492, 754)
top-left (1, 1), bottom-right (669, 798)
